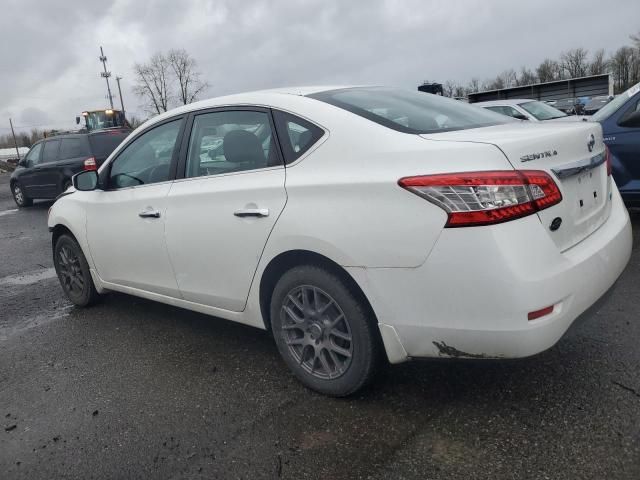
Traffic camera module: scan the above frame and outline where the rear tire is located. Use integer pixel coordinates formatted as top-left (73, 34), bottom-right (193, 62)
top-left (270, 265), bottom-right (380, 396)
top-left (11, 182), bottom-right (33, 207)
top-left (53, 234), bottom-right (100, 307)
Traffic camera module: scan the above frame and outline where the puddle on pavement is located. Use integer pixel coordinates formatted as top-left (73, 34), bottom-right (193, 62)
top-left (0, 267), bottom-right (57, 286)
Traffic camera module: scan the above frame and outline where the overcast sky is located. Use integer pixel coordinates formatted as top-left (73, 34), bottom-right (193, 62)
top-left (1, 0), bottom-right (639, 133)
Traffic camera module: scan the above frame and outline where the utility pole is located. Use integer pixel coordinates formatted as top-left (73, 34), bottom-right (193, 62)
top-left (99, 46), bottom-right (114, 109)
top-left (9, 118), bottom-right (20, 160)
top-left (115, 76), bottom-right (126, 117)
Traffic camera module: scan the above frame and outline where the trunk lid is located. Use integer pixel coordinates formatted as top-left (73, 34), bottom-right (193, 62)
top-left (421, 122), bottom-right (612, 251)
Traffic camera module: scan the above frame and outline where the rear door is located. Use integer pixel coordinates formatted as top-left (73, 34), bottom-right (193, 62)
top-left (30, 139), bottom-right (60, 198)
top-left (164, 108), bottom-right (287, 311)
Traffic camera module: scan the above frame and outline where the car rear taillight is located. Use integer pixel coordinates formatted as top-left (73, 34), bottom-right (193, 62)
top-left (398, 170), bottom-right (562, 227)
top-left (83, 157), bottom-right (97, 171)
top-left (605, 145), bottom-right (611, 176)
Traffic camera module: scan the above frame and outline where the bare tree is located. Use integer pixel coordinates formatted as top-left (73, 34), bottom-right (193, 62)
top-left (590, 49), bottom-right (608, 75)
top-left (560, 48), bottom-right (589, 78)
top-left (466, 78), bottom-right (480, 94)
top-left (517, 67), bottom-right (538, 86)
top-left (133, 53), bottom-right (172, 115)
top-left (631, 31), bottom-right (640, 50)
top-left (537, 58), bottom-right (562, 83)
top-left (609, 46), bottom-right (640, 92)
top-left (443, 80), bottom-right (457, 97)
top-left (167, 49), bottom-right (209, 105)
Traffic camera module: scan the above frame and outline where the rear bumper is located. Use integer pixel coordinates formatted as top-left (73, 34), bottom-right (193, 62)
top-left (349, 186), bottom-right (632, 363)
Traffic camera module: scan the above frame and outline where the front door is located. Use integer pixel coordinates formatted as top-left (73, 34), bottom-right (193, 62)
top-left (85, 118), bottom-right (185, 297)
top-left (164, 109), bottom-right (287, 312)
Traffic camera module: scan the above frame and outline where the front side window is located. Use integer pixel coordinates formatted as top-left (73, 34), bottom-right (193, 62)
top-left (41, 140), bottom-right (60, 163)
top-left (309, 87), bottom-right (507, 134)
top-left (273, 110), bottom-right (324, 164)
top-left (24, 142), bottom-right (43, 166)
top-left (519, 101), bottom-right (567, 120)
top-left (185, 110), bottom-right (279, 178)
top-left (108, 119), bottom-right (182, 189)
top-left (593, 82), bottom-right (640, 122)
top-left (59, 138), bottom-right (90, 160)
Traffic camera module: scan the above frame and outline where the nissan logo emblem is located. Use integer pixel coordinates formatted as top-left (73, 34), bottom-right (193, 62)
top-left (587, 134), bottom-right (595, 152)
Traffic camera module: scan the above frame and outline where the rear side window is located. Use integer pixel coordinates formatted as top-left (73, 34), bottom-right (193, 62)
top-left (59, 138), bottom-right (90, 160)
top-left (273, 110), bottom-right (324, 164)
top-left (89, 132), bottom-right (130, 160)
top-left (41, 140), bottom-right (60, 163)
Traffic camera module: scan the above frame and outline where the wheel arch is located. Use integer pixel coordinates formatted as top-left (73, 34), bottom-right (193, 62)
top-left (51, 223), bottom-right (77, 250)
top-left (258, 249), bottom-right (380, 334)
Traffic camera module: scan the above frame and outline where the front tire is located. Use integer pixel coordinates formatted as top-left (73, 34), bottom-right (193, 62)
top-left (53, 234), bottom-right (100, 307)
top-left (270, 265), bottom-right (380, 396)
top-left (11, 182), bottom-right (33, 207)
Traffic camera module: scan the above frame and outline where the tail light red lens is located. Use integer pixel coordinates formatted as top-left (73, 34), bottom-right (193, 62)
top-left (605, 145), bottom-right (612, 176)
top-left (83, 157), bottom-right (97, 171)
top-left (398, 170), bottom-right (562, 227)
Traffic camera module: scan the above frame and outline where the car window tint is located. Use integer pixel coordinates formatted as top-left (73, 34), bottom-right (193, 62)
top-left (185, 110), bottom-right (280, 178)
top-left (25, 143), bottom-right (43, 165)
top-left (273, 110), bottom-right (324, 164)
top-left (59, 138), bottom-right (90, 160)
top-left (41, 140), bottom-right (60, 163)
top-left (109, 120), bottom-right (181, 189)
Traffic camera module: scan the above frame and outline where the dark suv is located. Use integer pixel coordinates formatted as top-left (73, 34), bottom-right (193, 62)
top-left (10, 129), bottom-right (130, 207)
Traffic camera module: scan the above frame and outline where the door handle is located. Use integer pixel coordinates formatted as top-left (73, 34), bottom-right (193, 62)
top-left (138, 209), bottom-right (161, 219)
top-left (234, 208), bottom-right (269, 218)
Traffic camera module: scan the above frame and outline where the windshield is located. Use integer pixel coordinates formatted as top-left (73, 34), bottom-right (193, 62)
top-left (592, 83), bottom-right (640, 122)
top-left (308, 87), bottom-right (508, 134)
top-left (519, 101), bottom-right (567, 120)
top-left (85, 111), bottom-right (125, 130)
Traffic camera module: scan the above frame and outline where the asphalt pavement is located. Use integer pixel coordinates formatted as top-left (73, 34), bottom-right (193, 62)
top-left (1, 171), bottom-right (639, 479)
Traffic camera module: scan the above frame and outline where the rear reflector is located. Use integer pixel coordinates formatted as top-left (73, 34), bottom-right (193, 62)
top-left (605, 145), bottom-right (612, 176)
top-left (83, 157), bottom-right (97, 171)
top-left (528, 305), bottom-right (554, 321)
top-left (398, 170), bottom-right (562, 227)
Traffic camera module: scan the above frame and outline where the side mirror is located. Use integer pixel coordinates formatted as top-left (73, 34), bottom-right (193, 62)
top-left (514, 114), bottom-right (529, 121)
top-left (18, 158), bottom-right (29, 168)
top-left (76, 116), bottom-right (81, 125)
top-left (73, 170), bottom-right (99, 191)
top-left (618, 111), bottom-right (640, 128)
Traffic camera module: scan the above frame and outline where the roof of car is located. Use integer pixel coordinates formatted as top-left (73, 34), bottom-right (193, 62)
top-left (474, 99), bottom-right (535, 107)
top-left (136, 85), bottom-right (374, 132)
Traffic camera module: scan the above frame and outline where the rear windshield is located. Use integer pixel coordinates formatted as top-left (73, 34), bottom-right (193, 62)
top-left (308, 87), bottom-right (508, 134)
top-left (89, 132), bottom-right (130, 160)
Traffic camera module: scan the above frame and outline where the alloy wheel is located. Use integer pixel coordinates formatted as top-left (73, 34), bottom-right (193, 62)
top-left (13, 185), bottom-right (24, 205)
top-left (280, 285), bottom-right (353, 379)
top-left (57, 245), bottom-right (85, 295)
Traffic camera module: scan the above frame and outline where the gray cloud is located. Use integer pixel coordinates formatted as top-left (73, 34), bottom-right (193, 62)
top-left (1, 0), bottom-right (639, 133)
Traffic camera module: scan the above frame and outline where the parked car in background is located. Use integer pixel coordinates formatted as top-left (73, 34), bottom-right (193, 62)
top-left (553, 98), bottom-right (585, 115)
top-left (10, 129), bottom-right (130, 207)
top-left (475, 99), bottom-right (574, 122)
top-left (584, 95), bottom-right (614, 115)
top-left (48, 86), bottom-right (631, 396)
top-left (589, 82), bottom-right (640, 206)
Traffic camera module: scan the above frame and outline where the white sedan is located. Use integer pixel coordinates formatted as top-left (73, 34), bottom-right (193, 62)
top-left (475, 99), bottom-right (579, 122)
top-left (48, 86), bottom-right (632, 396)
